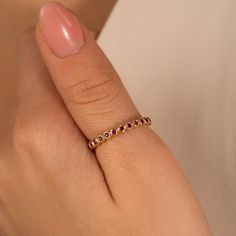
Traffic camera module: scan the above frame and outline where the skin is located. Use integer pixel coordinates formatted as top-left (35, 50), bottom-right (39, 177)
top-left (0, 0), bottom-right (116, 138)
top-left (0, 2), bottom-right (212, 236)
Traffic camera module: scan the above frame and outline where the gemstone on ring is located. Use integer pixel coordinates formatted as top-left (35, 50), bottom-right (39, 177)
top-left (88, 116), bottom-right (152, 150)
top-left (98, 135), bottom-right (103, 142)
top-left (127, 122), bottom-right (132, 129)
top-left (111, 129), bottom-right (117, 135)
top-left (89, 141), bottom-right (95, 149)
top-left (119, 126), bottom-right (125, 132)
top-left (104, 132), bottom-right (110, 139)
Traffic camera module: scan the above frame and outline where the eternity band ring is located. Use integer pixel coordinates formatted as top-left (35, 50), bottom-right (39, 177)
top-left (88, 116), bottom-right (152, 150)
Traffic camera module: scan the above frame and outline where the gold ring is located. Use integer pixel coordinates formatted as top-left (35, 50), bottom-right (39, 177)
top-left (88, 116), bottom-right (152, 150)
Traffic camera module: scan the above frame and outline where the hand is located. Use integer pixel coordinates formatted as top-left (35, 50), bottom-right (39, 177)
top-left (0, 2), bottom-right (212, 235)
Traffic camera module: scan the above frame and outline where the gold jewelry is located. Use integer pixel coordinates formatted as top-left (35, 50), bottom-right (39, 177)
top-left (88, 116), bottom-right (152, 150)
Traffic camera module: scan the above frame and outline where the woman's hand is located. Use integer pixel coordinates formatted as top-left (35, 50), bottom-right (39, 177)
top-left (0, 2), bottom-right (212, 235)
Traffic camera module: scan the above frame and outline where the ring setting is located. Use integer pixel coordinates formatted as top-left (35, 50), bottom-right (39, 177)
top-left (88, 116), bottom-right (152, 150)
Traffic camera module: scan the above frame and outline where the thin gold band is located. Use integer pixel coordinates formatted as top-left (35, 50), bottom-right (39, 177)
top-left (88, 116), bottom-right (152, 150)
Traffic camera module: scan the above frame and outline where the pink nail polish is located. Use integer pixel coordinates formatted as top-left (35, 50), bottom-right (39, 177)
top-left (39, 2), bottom-right (85, 58)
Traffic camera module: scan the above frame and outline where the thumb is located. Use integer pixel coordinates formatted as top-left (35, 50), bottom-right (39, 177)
top-left (35, 1), bottom-right (141, 143)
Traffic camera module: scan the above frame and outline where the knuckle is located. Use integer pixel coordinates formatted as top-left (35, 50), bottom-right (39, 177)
top-left (12, 124), bottom-right (32, 153)
top-left (65, 69), bottom-right (122, 110)
top-left (12, 100), bottom-right (57, 154)
top-left (12, 116), bottom-right (40, 153)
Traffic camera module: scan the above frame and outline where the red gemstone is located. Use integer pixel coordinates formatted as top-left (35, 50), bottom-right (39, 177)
top-left (104, 132), bottom-right (110, 138)
top-left (120, 126), bottom-right (125, 132)
top-left (98, 135), bottom-right (103, 142)
top-left (112, 129), bottom-right (117, 135)
top-left (127, 122), bottom-right (132, 128)
top-left (134, 120), bottom-right (139, 126)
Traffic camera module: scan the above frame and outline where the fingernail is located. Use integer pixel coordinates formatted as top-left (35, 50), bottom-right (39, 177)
top-left (39, 2), bottom-right (85, 58)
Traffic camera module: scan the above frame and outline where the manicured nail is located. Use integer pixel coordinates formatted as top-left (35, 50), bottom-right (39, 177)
top-left (39, 2), bottom-right (85, 58)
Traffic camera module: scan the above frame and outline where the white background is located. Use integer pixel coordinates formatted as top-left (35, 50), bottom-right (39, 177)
top-left (98, 0), bottom-right (236, 235)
